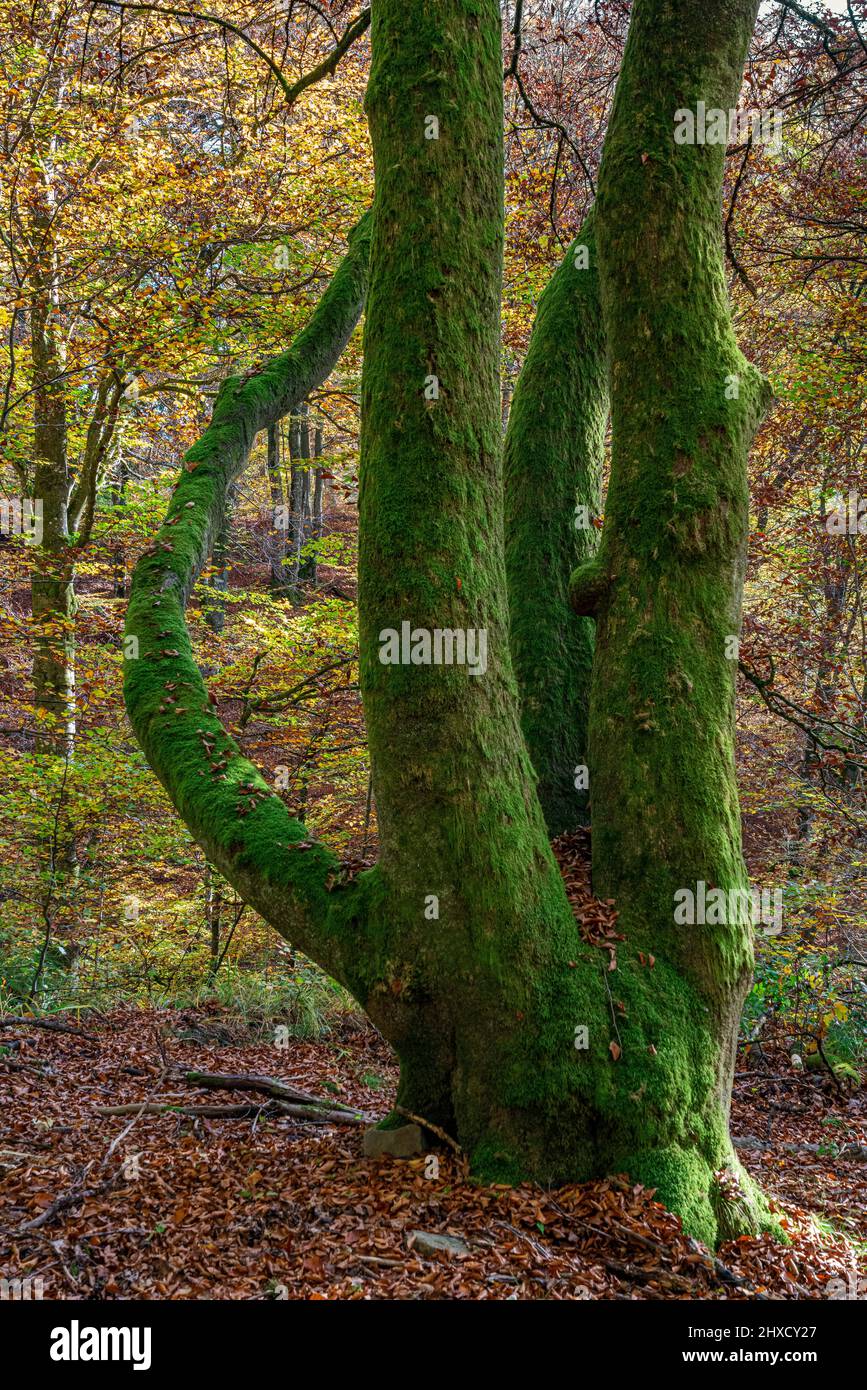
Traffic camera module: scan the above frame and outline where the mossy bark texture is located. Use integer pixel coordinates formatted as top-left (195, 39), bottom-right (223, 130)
top-left (356, 0), bottom-right (607, 1166)
top-left (504, 213), bottom-right (607, 834)
top-left (570, 0), bottom-right (774, 1236)
top-left (124, 0), bottom-right (774, 1246)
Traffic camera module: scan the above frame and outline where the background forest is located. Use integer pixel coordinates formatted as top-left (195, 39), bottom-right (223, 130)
top-left (0, 0), bottom-right (865, 1303)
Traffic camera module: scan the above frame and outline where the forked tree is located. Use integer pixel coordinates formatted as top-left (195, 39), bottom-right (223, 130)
top-left (124, 0), bottom-right (774, 1245)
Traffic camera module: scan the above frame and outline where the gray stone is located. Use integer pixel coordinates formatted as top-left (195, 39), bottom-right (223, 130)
top-left (362, 1123), bottom-right (424, 1158)
top-left (408, 1230), bottom-right (470, 1258)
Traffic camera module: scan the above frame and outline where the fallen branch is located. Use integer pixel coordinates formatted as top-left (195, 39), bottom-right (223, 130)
top-left (96, 1098), bottom-right (372, 1125)
top-left (0, 1057), bottom-right (54, 1075)
top-left (180, 1068), bottom-right (369, 1118)
top-left (14, 1172), bottom-right (123, 1235)
top-left (96, 1102), bottom-right (276, 1119)
top-left (394, 1105), bottom-right (465, 1159)
top-left (272, 1101), bottom-right (371, 1125)
top-left (684, 1237), bottom-right (768, 1298)
top-left (601, 1257), bottom-right (698, 1294)
top-left (0, 1149), bottom-right (54, 1167)
top-left (0, 1015), bottom-right (96, 1039)
top-left (102, 1063), bottom-right (170, 1169)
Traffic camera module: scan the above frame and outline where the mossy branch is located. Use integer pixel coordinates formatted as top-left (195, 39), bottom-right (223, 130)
top-left (123, 214), bottom-right (372, 985)
top-left (569, 556), bottom-right (609, 618)
top-left (94, 4), bottom-right (372, 110)
top-left (283, 9), bottom-right (371, 107)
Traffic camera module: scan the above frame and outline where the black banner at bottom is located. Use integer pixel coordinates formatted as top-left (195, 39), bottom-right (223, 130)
top-left (1, 1293), bottom-right (859, 1376)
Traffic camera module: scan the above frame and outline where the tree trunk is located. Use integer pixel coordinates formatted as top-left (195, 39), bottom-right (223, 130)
top-left (504, 213), bottom-right (607, 834)
top-left (266, 422), bottom-right (289, 591)
top-left (124, 210), bottom-right (373, 985)
top-left (570, 0), bottom-right (774, 1237)
top-left (299, 419), bottom-right (323, 585)
top-left (204, 862), bottom-right (222, 979)
top-left (30, 197), bottom-right (75, 760)
top-left (31, 526), bottom-right (76, 760)
top-left (286, 404), bottom-right (310, 596)
top-left (355, 0), bottom-right (617, 1173)
top-left (791, 491), bottom-right (851, 864)
top-left (110, 451), bottom-right (129, 600)
top-left (203, 485), bottom-right (234, 634)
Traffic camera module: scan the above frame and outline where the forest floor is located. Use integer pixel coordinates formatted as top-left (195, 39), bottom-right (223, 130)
top-left (1, 1004), bottom-right (865, 1301)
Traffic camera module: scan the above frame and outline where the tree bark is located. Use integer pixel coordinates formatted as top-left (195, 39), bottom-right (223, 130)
top-left (299, 418), bottom-right (323, 585)
top-left (110, 450), bottom-right (129, 599)
top-left (571, 0), bottom-right (775, 1238)
top-left (286, 403), bottom-right (310, 596)
top-left (30, 194), bottom-right (75, 760)
top-left (504, 213), bottom-right (607, 834)
top-left (355, 0), bottom-right (615, 1167)
top-left (203, 485), bottom-right (234, 634)
top-left (266, 422), bottom-right (289, 591)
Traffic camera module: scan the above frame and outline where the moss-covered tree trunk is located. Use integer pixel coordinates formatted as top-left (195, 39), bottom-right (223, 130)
top-left (570, 0), bottom-right (774, 1235)
top-left (504, 214), bottom-right (607, 834)
top-left (124, 211), bottom-right (375, 987)
top-left (355, 0), bottom-right (600, 1158)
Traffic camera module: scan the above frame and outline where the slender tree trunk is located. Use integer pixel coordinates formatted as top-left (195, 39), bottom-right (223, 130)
top-left (204, 862), bottom-right (222, 979)
top-left (29, 197), bottom-right (81, 948)
top-left (299, 418), bottom-right (323, 585)
top-left (203, 484), bottom-right (235, 633)
top-left (30, 200), bottom-right (75, 760)
top-left (29, 185), bottom-right (120, 922)
top-left (312, 427), bottom-right (324, 585)
top-left (110, 451), bottom-right (129, 600)
top-left (504, 213), bottom-right (607, 834)
top-left (286, 404), bottom-right (310, 595)
top-left (792, 497), bottom-right (850, 863)
top-left (31, 510), bottom-right (76, 759)
top-left (266, 421), bottom-right (289, 591)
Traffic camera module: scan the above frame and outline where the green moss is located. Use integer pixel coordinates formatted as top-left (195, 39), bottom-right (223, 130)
top-left (504, 214), bottom-right (608, 834)
top-left (569, 555), bottom-right (609, 617)
top-left (468, 1135), bottom-right (528, 1187)
top-left (712, 1159), bottom-right (780, 1244)
top-left (584, 0), bottom-right (771, 1210)
top-left (625, 1146), bottom-right (720, 1246)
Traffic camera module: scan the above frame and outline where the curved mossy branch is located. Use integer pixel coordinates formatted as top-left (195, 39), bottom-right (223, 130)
top-left (123, 214), bottom-right (372, 987)
top-left (504, 212), bottom-right (608, 835)
top-left (568, 555), bottom-right (609, 618)
top-left (283, 9), bottom-right (372, 107)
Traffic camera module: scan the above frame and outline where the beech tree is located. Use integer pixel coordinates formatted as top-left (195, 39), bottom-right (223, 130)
top-left (124, 0), bottom-right (775, 1245)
